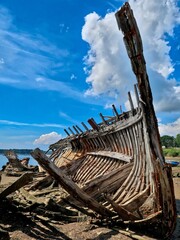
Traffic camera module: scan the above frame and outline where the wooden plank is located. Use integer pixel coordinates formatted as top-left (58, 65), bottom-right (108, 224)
top-left (87, 151), bottom-right (132, 163)
top-left (83, 162), bottom-right (133, 197)
top-left (76, 125), bottom-right (84, 133)
top-left (64, 129), bottom-right (70, 136)
top-left (121, 186), bottom-right (150, 212)
top-left (81, 122), bottom-right (89, 131)
top-left (88, 118), bottom-right (99, 131)
top-left (128, 91), bottom-right (134, 113)
top-left (115, 2), bottom-right (176, 237)
top-left (134, 84), bottom-right (139, 106)
top-left (99, 113), bottom-right (108, 125)
top-left (0, 173), bottom-right (33, 200)
top-left (73, 126), bottom-right (80, 134)
top-left (105, 194), bottom-right (140, 221)
top-left (31, 148), bottom-right (115, 217)
top-left (112, 104), bottom-right (119, 119)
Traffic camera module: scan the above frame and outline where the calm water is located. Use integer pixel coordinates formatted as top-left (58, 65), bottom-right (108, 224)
top-left (0, 153), bottom-right (37, 169)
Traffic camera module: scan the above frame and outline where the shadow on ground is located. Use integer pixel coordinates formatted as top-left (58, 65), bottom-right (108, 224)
top-left (0, 199), bottom-right (72, 240)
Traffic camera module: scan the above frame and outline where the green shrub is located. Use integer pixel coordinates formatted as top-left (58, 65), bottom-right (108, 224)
top-left (163, 149), bottom-right (169, 156)
top-left (163, 148), bottom-right (180, 157)
top-left (168, 149), bottom-right (179, 157)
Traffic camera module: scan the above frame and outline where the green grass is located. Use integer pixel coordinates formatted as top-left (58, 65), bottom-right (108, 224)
top-left (163, 148), bottom-right (180, 157)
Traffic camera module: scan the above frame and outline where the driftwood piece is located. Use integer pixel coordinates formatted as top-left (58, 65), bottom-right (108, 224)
top-left (61, 198), bottom-right (96, 218)
top-left (31, 148), bottom-right (115, 217)
top-left (31, 207), bottom-right (86, 222)
top-left (4, 150), bottom-right (26, 171)
top-left (19, 188), bottom-right (49, 205)
top-left (0, 173), bottom-right (33, 200)
top-left (4, 150), bottom-right (37, 172)
top-left (28, 175), bottom-right (54, 190)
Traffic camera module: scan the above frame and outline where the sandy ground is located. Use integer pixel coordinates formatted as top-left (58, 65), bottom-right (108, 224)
top-left (0, 164), bottom-right (180, 240)
top-left (172, 166), bottom-right (180, 240)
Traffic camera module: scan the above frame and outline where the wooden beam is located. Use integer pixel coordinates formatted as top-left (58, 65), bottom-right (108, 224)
top-left (112, 104), bottom-right (119, 119)
top-left (81, 122), bottom-right (89, 131)
top-left (87, 151), bottom-right (132, 162)
top-left (73, 126), bottom-right (80, 134)
top-left (134, 84), bottom-right (139, 106)
top-left (76, 125), bottom-right (84, 133)
top-left (31, 148), bottom-right (115, 217)
top-left (105, 194), bottom-right (140, 220)
top-left (64, 129), bottom-right (70, 136)
top-left (88, 118), bottom-right (99, 131)
top-left (120, 105), bottom-right (123, 113)
top-left (0, 173), bottom-right (33, 200)
top-left (68, 127), bottom-right (75, 135)
top-left (99, 113), bottom-right (108, 125)
top-left (128, 91), bottom-right (134, 113)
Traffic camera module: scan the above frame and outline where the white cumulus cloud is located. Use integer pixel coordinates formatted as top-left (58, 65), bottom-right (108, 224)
top-left (159, 118), bottom-right (180, 136)
top-left (82, 0), bottom-right (180, 113)
top-left (33, 132), bottom-right (62, 145)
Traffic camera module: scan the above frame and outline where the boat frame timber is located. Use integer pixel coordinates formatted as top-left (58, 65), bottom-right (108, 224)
top-left (31, 2), bottom-right (176, 239)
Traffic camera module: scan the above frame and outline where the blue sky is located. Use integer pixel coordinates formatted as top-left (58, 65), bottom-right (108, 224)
top-left (0, 0), bottom-right (179, 150)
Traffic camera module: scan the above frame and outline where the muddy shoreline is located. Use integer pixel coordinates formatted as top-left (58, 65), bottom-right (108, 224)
top-left (0, 166), bottom-right (179, 240)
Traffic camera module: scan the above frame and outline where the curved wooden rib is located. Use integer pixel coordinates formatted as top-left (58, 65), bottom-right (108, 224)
top-left (31, 2), bottom-right (176, 239)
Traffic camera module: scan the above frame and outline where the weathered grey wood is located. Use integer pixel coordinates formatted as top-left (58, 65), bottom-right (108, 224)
top-left (4, 150), bottom-right (37, 172)
top-left (120, 105), bottom-right (123, 113)
top-left (134, 84), bottom-right (139, 106)
top-left (115, 2), bottom-right (176, 237)
top-left (68, 127), bottom-right (75, 135)
top-left (105, 194), bottom-right (140, 221)
top-left (73, 126), bottom-right (80, 134)
top-left (61, 198), bottom-right (96, 217)
top-left (99, 113), bottom-right (108, 125)
top-left (19, 188), bottom-right (49, 205)
top-left (76, 125), bottom-right (84, 133)
top-left (32, 208), bottom-right (84, 222)
top-left (81, 122), bottom-right (89, 131)
top-left (83, 162), bottom-right (133, 197)
top-left (128, 91), bottom-right (134, 113)
top-left (4, 150), bottom-right (28, 171)
top-left (87, 151), bottom-right (132, 162)
top-left (112, 104), bottom-right (119, 119)
top-left (115, 2), bottom-right (163, 162)
top-left (121, 186), bottom-right (150, 212)
top-left (88, 118), bottom-right (99, 131)
top-left (31, 148), bottom-right (115, 217)
top-left (64, 129), bottom-right (70, 136)
top-left (28, 175), bottom-right (54, 190)
top-left (0, 173), bottom-right (33, 200)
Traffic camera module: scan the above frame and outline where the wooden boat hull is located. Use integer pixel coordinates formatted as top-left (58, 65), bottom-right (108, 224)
top-left (31, 2), bottom-right (176, 239)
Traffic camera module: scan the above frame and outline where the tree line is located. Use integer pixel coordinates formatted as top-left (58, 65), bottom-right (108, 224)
top-left (0, 149), bottom-right (33, 155)
top-left (161, 134), bottom-right (180, 148)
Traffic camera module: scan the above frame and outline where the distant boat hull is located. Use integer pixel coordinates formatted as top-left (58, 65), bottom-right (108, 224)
top-left (166, 160), bottom-right (179, 167)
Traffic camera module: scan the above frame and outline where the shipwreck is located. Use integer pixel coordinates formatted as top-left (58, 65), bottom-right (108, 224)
top-left (0, 2), bottom-right (177, 239)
